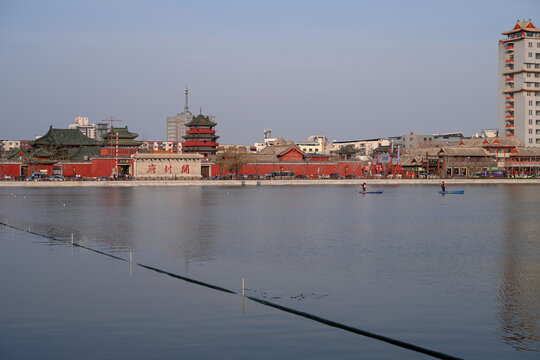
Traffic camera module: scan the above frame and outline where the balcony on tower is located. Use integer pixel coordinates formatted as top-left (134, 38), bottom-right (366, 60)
top-left (505, 59), bottom-right (515, 64)
top-left (505, 96), bottom-right (514, 101)
top-left (505, 114), bottom-right (514, 119)
top-left (505, 77), bottom-right (514, 82)
top-left (505, 45), bottom-right (514, 51)
top-left (505, 105), bottom-right (514, 110)
top-left (505, 123), bottom-right (515, 128)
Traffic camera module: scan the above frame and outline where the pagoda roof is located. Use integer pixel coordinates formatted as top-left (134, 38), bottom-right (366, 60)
top-left (186, 114), bottom-right (217, 127)
top-left (68, 146), bottom-right (103, 161)
top-left (458, 137), bottom-right (522, 148)
top-left (438, 147), bottom-right (490, 157)
top-left (337, 144), bottom-right (360, 155)
top-left (6, 147), bottom-right (59, 164)
top-left (182, 133), bottom-right (220, 140)
top-left (31, 126), bottom-right (102, 146)
top-left (502, 20), bottom-right (540, 35)
top-left (33, 148), bottom-right (54, 158)
top-left (103, 126), bottom-right (140, 140)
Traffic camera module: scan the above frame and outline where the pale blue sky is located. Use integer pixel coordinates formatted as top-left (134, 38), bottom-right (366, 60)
top-left (1, 0), bottom-right (539, 144)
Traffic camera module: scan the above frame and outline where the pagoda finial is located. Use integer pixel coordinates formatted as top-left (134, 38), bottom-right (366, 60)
top-left (200, 107), bottom-right (202, 115)
top-left (184, 87), bottom-right (189, 113)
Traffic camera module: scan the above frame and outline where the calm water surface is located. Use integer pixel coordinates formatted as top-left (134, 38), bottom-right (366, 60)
top-left (0, 184), bottom-right (539, 359)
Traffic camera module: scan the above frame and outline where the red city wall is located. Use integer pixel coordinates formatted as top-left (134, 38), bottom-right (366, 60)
top-left (210, 161), bottom-right (366, 177)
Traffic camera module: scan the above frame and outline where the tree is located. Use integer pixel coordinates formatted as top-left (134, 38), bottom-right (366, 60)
top-left (215, 149), bottom-right (249, 178)
top-left (43, 138), bottom-right (69, 160)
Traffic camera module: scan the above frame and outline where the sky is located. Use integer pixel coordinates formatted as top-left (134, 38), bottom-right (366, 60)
top-left (1, 0), bottom-right (539, 145)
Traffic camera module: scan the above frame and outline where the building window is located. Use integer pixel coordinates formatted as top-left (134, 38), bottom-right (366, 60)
top-left (529, 129), bottom-right (533, 134)
top-left (537, 101), bottom-right (540, 106)
top-left (530, 119), bottom-right (533, 125)
top-left (530, 100), bottom-right (534, 106)
top-left (530, 138), bottom-right (533, 144)
top-left (530, 110), bottom-right (533, 115)
top-left (529, 42), bottom-right (533, 47)
top-left (529, 52), bottom-right (533, 57)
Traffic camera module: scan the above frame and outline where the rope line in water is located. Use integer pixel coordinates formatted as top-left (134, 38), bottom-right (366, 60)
top-left (247, 296), bottom-right (463, 360)
top-left (1, 221), bottom-right (463, 360)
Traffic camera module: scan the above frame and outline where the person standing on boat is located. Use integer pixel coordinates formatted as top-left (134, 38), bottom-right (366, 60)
top-left (441, 181), bottom-right (446, 192)
top-left (362, 183), bottom-right (367, 192)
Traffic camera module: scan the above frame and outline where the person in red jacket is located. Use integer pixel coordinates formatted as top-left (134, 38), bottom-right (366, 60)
top-left (441, 181), bottom-right (446, 192)
top-left (362, 183), bottom-right (367, 192)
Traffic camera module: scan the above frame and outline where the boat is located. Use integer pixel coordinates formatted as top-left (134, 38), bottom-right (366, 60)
top-left (439, 190), bottom-right (464, 194)
top-left (359, 190), bottom-right (383, 194)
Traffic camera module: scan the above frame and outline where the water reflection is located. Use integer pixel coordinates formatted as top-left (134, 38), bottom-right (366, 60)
top-left (497, 186), bottom-right (540, 352)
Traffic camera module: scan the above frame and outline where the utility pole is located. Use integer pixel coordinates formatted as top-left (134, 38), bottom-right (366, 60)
top-left (102, 116), bottom-right (122, 178)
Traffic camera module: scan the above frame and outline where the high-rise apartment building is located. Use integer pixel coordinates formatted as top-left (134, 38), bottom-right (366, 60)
top-left (69, 116), bottom-right (96, 139)
top-left (166, 88), bottom-right (193, 142)
top-left (498, 20), bottom-right (540, 147)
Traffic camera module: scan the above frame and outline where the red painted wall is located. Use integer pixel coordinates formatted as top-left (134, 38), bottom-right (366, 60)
top-left (1, 163), bottom-right (21, 178)
top-left (209, 161), bottom-right (366, 177)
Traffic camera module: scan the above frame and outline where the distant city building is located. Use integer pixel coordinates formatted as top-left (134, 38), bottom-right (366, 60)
top-left (166, 88), bottom-right (191, 142)
top-left (96, 123), bottom-right (109, 141)
top-left (69, 116), bottom-right (96, 139)
top-left (498, 19), bottom-right (540, 147)
top-left (331, 138), bottom-right (389, 157)
top-left (1, 140), bottom-right (21, 151)
top-left (297, 135), bottom-right (330, 155)
top-left (141, 141), bottom-right (182, 153)
top-left (481, 129), bottom-right (498, 138)
top-left (388, 132), bottom-right (465, 149)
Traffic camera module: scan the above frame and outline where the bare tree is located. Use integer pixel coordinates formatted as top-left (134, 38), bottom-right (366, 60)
top-left (215, 149), bottom-right (249, 178)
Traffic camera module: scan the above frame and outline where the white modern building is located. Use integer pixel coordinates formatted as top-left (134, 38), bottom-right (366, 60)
top-left (498, 20), bottom-right (540, 147)
top-left (1, 140), bottom-right (21, 151)
top-left (297, 135), bottom-right (330, 155)
top-left (141, 141), bottom-right (182, 153)
top-left (69, 116), bottom-right (96, 139)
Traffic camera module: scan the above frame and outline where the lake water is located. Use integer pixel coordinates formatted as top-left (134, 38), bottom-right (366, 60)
top-left (1, 184), bottom-right (539, 359)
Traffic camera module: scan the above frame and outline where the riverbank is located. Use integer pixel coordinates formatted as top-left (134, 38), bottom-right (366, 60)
top-left (1, 178), bottom-right (540, 187)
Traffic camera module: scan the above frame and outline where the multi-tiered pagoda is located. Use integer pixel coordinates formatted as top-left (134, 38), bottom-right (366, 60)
top-left (182, 114), bottom-right (219, 158)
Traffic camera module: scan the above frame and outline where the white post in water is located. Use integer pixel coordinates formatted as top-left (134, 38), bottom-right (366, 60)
top-left (130, 251), bottom-right (133, 263)
top-left (71, 233), bottom-right (74, 245)
top-left (242, 277), bottom-right (245, 296)
top-left (28, 225), bottom-right (30, 233)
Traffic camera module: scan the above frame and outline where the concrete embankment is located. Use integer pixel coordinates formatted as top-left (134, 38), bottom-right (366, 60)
top-left (1, 179), bottom-right (539, 187)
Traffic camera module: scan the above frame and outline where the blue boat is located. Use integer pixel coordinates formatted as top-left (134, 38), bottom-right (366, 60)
top-left (359, 190), bottom-right (383, 194)
top-left (439, 190), bottom-right (464, 194)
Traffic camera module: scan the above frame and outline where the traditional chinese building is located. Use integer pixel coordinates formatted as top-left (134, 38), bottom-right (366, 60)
top-left (182, 114), bottom-right (219, 158)
top-left (101, 126), bottom-right (142, 154)
top-left (29, 126), bottom-right (102, 154)
top-left (132, 153), bottom-right (204, 180)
